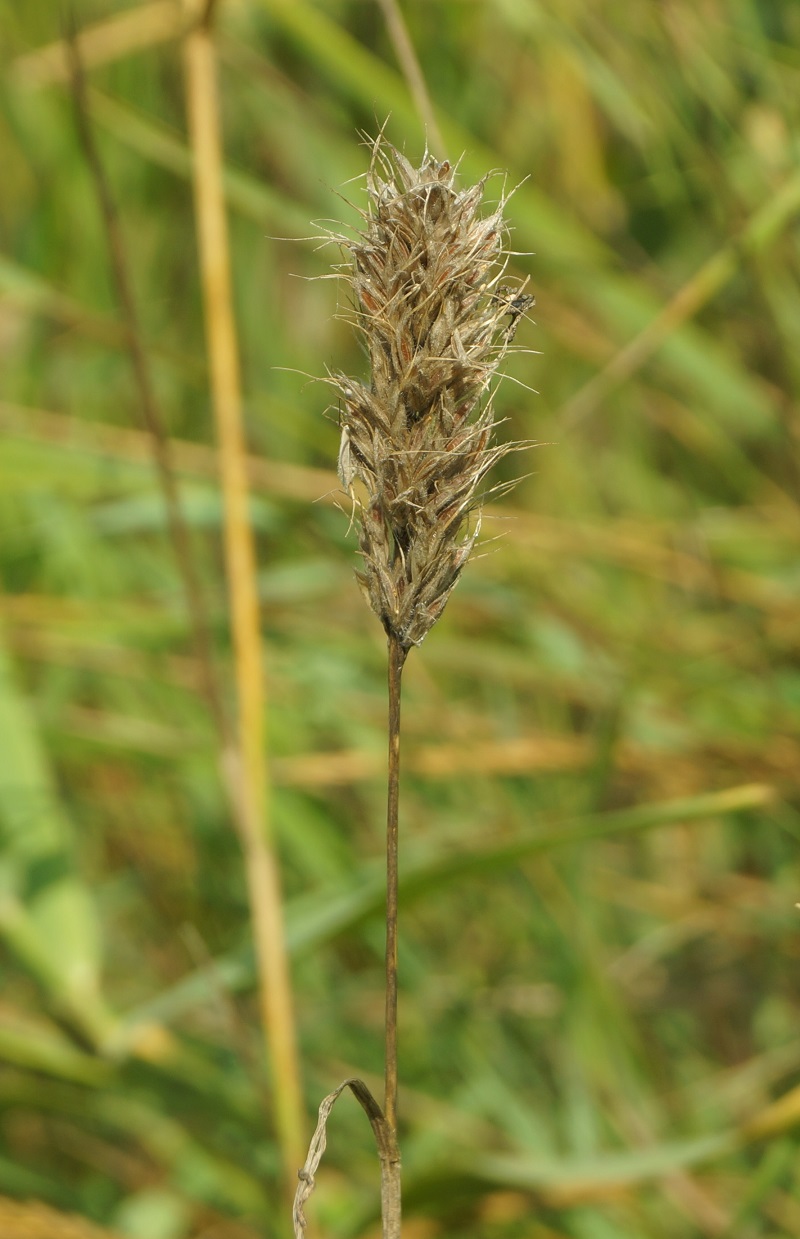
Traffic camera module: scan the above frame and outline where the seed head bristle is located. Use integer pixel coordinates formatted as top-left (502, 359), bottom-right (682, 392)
top-left (332, 140), bottom-right (531, 648)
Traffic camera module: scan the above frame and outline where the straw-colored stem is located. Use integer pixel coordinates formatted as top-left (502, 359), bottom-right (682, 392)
top-left (181, 4), bottom-right (304, 1187)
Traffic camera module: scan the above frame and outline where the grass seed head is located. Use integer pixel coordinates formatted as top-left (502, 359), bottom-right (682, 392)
top-left (333, 139), bottom-right (530, 648)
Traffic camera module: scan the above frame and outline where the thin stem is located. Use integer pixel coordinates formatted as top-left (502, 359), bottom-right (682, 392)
top-left (384, 632), bottom-right (407, 1135)
top-left (382, 631), bottom-right (406, 1237)
top-left (17, 4), bottom-right (185, 91)
top-left (66, 25), bottom-right (227, 742)
top-left (375, 0), bottom-right (446, 158)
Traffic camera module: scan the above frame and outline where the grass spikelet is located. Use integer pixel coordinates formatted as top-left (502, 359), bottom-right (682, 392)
top-left (334, 138), bottom-right (532, 648)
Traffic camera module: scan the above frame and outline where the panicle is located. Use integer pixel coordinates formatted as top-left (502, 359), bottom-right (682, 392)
top-left (332, 139), bottom-right (531, 648)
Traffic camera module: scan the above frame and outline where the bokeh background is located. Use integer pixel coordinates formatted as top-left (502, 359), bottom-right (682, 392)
top-left (1, 1), bottom-right (800, 1237)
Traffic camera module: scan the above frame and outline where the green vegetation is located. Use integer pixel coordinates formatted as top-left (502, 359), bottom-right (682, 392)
top-left (1, 1), bottom-right (799, 1236)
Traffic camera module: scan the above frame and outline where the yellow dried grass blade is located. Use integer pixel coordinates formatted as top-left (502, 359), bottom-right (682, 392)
top-left (180, 0), bottom-right (305, 1190)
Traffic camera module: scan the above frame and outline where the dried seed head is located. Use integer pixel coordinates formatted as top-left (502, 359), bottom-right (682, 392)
top-left (332, 139), bottom-right (531, 649)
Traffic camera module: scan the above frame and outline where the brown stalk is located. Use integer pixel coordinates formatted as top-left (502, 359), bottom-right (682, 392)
top-left (384, 631), bottom-right (406, 1138)
top-left (180, 0), bottom-right (305, 1189)
top-left (379, 630), bottom-right (406, 1235)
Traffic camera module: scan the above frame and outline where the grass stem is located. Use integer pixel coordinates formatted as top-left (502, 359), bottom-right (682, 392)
top-left (180, 2), bottom-right (305, 1191)
top-left (380, 632), bottom-right (406, 1237)
top-left (67, 25), bottom-right (226, 742)
top-left (384, 632), bottom-right (407, 1137)
top-left (375, 0), bottom-right (445, 157)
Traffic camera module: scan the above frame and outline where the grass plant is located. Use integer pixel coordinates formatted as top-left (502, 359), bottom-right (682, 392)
top-left (0, 2), bottom-right (799, 1238)
top-left (293, 139), bottom-right (533, 1236)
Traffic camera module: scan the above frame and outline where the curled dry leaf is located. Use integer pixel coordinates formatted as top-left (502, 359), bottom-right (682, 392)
top-left (293, 1078), bottom-right (396, 1237)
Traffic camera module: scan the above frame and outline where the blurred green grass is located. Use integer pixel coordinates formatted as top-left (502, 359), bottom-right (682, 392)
top-left (1, 1), bottom-right (800, 1236)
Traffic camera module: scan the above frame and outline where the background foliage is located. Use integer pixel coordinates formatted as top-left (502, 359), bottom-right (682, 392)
top-left (1, 1), bottom-right (800, 1236)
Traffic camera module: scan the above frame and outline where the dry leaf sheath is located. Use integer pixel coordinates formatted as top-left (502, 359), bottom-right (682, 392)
top-left (333, 140), bottom-right (531, 649)
top-left (294, 141), bottom-right (532, 1238)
